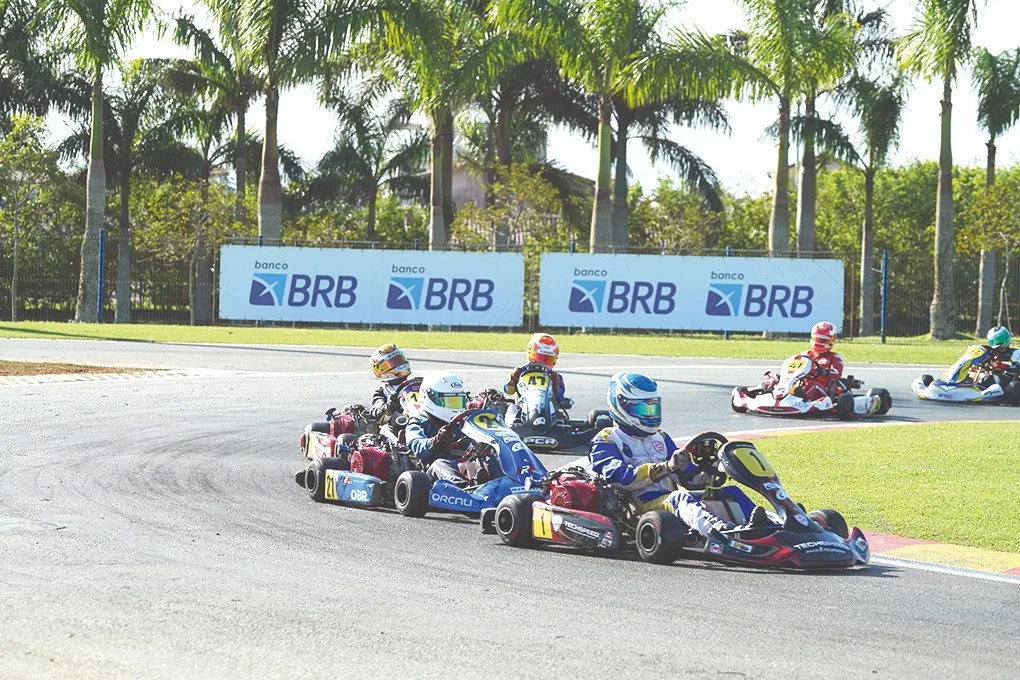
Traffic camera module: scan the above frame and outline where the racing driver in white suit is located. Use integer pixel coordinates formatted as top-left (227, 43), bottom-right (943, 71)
top-left (589, 371), bottom-right (765, 537)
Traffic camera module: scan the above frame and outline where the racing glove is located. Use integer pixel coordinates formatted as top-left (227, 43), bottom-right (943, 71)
top-left (387, 390), bottom-right (402, 413)
top-left (427, 424), bottom-right (455, 453)
top-left (648, 451), bottom-right (690, 483)
top-left (560, 397), bottom-right (574, 410)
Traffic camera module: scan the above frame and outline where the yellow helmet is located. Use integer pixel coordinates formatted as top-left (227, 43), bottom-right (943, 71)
top-left (370, 344), bottom-right (411, 381)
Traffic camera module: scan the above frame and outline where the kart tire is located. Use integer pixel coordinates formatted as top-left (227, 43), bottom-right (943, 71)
top-left (920, 374), bottom-right (935, 387)
top-left (867, 387), bottom-right (893, 415)
top-left (587, 409), bottom-right (613, 430)
top-left (305, 457), bottom-right (349, 503)
top-left (495, 494), bottom-right (542, 547)
top-left (394, 471), bottom-right (431, 518)
top-left (808, 509), bottom-right (849, 540)
top-left (635, 510), bottom-right (685, 565)
top-left (730, 387), bottom-right (747, 413)
top-left (835, 393), bottom-right (854, 421)
top-left (1004, 380), bottom-right (1020, 406)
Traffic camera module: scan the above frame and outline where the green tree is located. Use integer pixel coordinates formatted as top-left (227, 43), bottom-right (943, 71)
top-left (0, 0), bottom-right (65, 133)
top-left (961, 178), bottom-right (1020, 329)
top-left (170, 9), bottom-right (262, 224)
top-left (0, 115), bottom-right (57, 321)
top-left (898, 0), bottom-right (981, 339)
top-left (971, 46), bottom-right (1020, 334)
top-left (42, 0), bottom-right (154, 322)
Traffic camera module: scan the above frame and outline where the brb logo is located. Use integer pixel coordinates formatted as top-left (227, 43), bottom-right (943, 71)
top-left (385, 265), bottom-right (494, 312)
top-left (705, 271), bottom-right (814, 318)
top-left (568, 269), bottom-right (675, 315)
top-left (248, 261), bottom-right (357, 308)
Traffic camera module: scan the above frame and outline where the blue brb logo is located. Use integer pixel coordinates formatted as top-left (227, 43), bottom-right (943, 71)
top-left (567, 270), bottom-right (675, 315)
top-left (705, 282), bottom-right (814, 318)
top-left (250, 273), bottom-right (288, 306)
top-left (248, 263), bottom-right (357, 309)
top-left (385, 266), bottom-right (494, 312)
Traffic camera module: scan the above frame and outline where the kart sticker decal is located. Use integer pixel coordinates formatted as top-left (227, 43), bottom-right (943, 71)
top-left (731, 447), bottom-right (776, 478)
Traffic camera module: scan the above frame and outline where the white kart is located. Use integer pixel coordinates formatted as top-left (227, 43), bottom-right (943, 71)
top-left (731, 354), bottom-right (892, 420)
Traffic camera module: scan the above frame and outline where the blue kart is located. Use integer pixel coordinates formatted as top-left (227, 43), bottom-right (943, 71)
top-left (392, 409), bottom-right (549, 519)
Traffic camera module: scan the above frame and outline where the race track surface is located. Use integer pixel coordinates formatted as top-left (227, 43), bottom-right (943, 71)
top-left (2, 339), bottom-right (1018, 679)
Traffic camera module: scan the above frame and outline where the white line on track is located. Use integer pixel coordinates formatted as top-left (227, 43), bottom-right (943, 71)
top-left (870, 556), bottom-right (1020, 585)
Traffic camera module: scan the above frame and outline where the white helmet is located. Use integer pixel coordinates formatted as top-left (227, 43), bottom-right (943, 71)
top-left (419, 372), bottom-right (469, 423)
top-left (606, 371), bottom-right (662, 435)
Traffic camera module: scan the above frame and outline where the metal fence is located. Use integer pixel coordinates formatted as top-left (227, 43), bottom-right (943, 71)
top-left (2, 233), bottom-right (1019, 338)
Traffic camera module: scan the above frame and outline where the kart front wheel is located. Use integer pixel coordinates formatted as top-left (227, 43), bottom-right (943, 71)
top-left (635, 511), bottom-right (685, 565)
top-left (1004, 380), bottom-right (1020, 406)
top-left (394, 471), bottom-right (430, 517)
top-left (495, 494), bottom-right (542, 547)
top-left (730, 388), bottom-right (748, 414)
top-left (835, 393), bottom-right (855, 421)
top-left (867, 387), bottom-right (893, 415)
top-left (808, 509), bottom-right (849, 540)
top-left (305, 458), bottom-right (349, 503)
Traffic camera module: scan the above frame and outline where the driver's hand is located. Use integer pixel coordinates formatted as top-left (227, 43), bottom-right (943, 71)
top-left (435, 424), bottom-right (454, 443)
top-left (509, 368), bottom-right (522, 384)
top-left (387, 391), bottom-right (401, 411)
top-left (667, 450), bottom-right (691, 472)
top-left (560, 397), bottom-right (574, 410)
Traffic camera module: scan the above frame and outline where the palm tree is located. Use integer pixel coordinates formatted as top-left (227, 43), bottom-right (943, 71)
top-left (836, 75), bottom-right (905, 336)
top-left (223, 0), bottom-right (436, 243)
top-left (305, 88), bottom-right (429, 239)
top-left (42, 0), bottom-right (155, 322)
top-left (971, 47), bottom-right (1020, 335)
top-left (0, 0), bottom-right (63, 132)
top-left (170, 10), bottom-right (262, 224)
top-left (898, 0), bottom-right (980, 339)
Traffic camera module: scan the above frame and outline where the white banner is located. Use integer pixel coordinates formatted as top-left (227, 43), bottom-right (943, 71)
top-left (219, 246), bottom-right (524, 326)
top-left (539, 253), bottom-right (844, 332)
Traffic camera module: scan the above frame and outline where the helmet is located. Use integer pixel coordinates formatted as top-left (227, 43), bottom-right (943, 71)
top-left (606, 371), bottom-right (661, 435)
top-left (526, 333), bottom-right (559, 367)
top-left (987, 326), bottom-right (1012, 348)
top-left (419, 372), bottom-right (468, 423)
top-left (810, 321), bottom-right (836, 353)
top-left (370, 344), bottom-right (410, 382)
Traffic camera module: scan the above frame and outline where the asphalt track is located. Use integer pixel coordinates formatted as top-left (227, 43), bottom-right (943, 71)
top-left (1, 339), bottom-right (1018, 679)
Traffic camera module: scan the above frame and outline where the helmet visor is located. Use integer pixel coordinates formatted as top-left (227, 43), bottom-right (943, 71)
top-left (433, 393), bottom-right (467, 410)
top-left (378, 355), bottom-right (409, 374)
top-left (619, 395), bottom-right (661, 422)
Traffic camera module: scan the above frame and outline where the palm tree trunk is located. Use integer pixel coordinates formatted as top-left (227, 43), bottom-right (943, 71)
top-left (495, 90), bottom-right (512, 168)
top-left (366, 189), bottom-right (378, 242)
top-left (235, 104), bottom-right (247, 223)
top-left (795, 92), bottom-right (816, 255)
top-left (441, 109), bottom-right (455, 232)
top-left (976, 137), bottom-right (997, 335)
top-left (484, 109), bottom-right (497, 206)
top-left (114, 172), bottom-right (132, 323)
top-left (769, 94), bottom-right (791, 256)
top-left (10, 196), bottom-right (18, 322)
top-left (859, 168), bottom-right (876, 336)
top-left (429, 109), bottom-right (446, 248)
top-left (590, 96), bottom-right (613, 252)
top-left (257, 84), bottom-right (282, 242)
top-left (75, 66), bottom-right (105, 323)
top-left (192, 170), bottom-right (213, 325)
top-left (930, 74), bottom-right (955, 340)
top-left (611, 118), bottom-right (629, 250)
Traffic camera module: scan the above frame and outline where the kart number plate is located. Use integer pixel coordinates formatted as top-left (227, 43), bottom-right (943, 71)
top-left (520, 372), bottom-right (550, 388)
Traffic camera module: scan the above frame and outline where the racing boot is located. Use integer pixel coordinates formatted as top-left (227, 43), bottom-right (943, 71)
top-left (712, 505), bottom-right (768, 534)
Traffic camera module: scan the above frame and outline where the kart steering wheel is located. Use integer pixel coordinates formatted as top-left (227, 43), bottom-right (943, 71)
top-left (682, 431), bottom-right (729, 471)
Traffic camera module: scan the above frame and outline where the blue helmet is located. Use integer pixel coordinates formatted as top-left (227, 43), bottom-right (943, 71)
top-left (606, 372), bottom-right (662, 435)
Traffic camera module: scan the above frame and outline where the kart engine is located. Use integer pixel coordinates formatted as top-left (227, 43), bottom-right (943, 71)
top-left (548, 478), bottom-right (600, 512)
top-left (349, 446), bottom-right (391, 479)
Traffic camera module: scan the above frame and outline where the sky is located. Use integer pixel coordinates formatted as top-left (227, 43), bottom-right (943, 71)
top-left (52, 0), bottom-right (1020, 196)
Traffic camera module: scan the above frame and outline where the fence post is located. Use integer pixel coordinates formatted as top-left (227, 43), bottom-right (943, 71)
top-left (413, 238), bottom-right (420, 251)
top-left (723, 245), bottom-right (732, 340)
top-left (880, 248), bottom-right (889, 344)
top-left (257, 235), bottom-right (263, 247)
top-left (569, 238), bottom-right (576, 254)
top-left (97, 228), bottom-right (105, 323)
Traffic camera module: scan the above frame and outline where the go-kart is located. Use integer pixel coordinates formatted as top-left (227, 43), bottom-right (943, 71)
top-left (911, 345), bottom-right (1020, 405)
top-left (485, 431), bottom-right (870, 570)
top-left (479, 364), bottom-right (612, 454)
top-left (731, 354), bottom-right (891, 419)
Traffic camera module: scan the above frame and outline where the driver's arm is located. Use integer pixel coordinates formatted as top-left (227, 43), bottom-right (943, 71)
top-left (368, 385), bottom-right (389, 421)
top-left (589, 431), bottom-right (661, 491)
top-left (503, 365), bottom-right (523, 396)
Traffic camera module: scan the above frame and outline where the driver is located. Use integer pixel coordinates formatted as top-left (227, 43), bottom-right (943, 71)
top-left (976, 326), bottom-right (1020, 386)
top-left (405, 372), bottom-right (479, 485)
top-left (589, 371), bottom-right (766, 538)
top-left (799, 321), bottom-right (844, 401)
top-left (504, 333), bottom-right (573, 409)
top-left (368, 344), bottom-right (414, 422)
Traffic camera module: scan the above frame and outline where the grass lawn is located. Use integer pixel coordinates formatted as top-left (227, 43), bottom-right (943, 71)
top-left (0, 321), bottom-right (979, 365)
top-left (0, 360), bottom-right (141, 377)
top-left (753, 423), bottom-right (1019, 553)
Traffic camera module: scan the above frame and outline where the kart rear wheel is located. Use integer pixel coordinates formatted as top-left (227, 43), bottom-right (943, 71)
top-left (867, 387), bottom-right (893, 415)
top-left (587, 409), bottom-right (613, 430)
top-left (495, 494), bottom-right (542, 547)
top-left (835, 393), bottom-right (854, 421)
top-left (920, 374), bottom-right (935, 387)
top-left (808, 509), bottom-right (849, 540)
top-left (394, 471), bottom-right (430, 517)
top-left (730, 388), bottom-right (747, 413)
top-left (1004, 380), bottom-right (1020, 406)
top-left (305, 458), bottom-right (349, 503)
top-left (635, 511), bottom-right (685, 565)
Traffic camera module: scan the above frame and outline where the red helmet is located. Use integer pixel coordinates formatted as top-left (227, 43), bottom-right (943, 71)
top-left (810, 321), bottom-right (836, 353)
top-left (526, 333), bottom-right (559, 367)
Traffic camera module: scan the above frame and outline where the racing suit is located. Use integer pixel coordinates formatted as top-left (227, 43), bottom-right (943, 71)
top-left (800, 350), bottom-right (845, 402)
top-left (405, 413), bottom-right (474, 484)
top-left (368, 379), bottom-right (404, 422)
top-left (977, 346), bottom-right (1020, 386)
top-left (504, 362), bottom-right (571, 408)
top-left (588, 426), bottom-right (754, 537)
